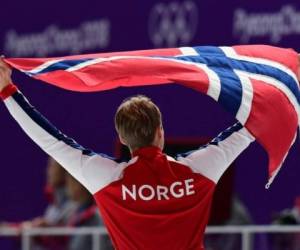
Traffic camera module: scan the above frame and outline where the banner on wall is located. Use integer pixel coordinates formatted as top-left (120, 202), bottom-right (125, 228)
top-left (3, 19), bottom-right (111, 57)
top-left (233, 5), bottom-right (300, 43)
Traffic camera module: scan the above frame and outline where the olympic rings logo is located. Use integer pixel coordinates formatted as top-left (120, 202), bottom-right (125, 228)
top-left (148, 1), bottom-right (199, 47)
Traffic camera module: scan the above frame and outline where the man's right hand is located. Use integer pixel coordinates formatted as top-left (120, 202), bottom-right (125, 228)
top-left (0, 57), bottom-right (12, 91)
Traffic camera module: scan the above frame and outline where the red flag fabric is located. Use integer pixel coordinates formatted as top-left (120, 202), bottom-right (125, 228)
top-left (4, 45), bottom-right (300, 187)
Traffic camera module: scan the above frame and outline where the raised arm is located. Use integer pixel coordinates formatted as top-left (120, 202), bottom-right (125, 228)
top-left (0, 59), bottom-right (123, 194)
top-left (177, 122), bottom-right (255, 183)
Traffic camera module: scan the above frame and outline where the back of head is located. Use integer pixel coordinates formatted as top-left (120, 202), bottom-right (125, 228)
top-left (115, 95), bottom-right (162, 152)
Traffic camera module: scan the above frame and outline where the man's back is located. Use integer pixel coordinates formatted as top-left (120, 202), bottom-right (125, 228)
top-left (95, 146), bottom-right (215, 250)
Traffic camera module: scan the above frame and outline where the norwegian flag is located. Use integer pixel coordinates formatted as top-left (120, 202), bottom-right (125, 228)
top-left (4, 45), bottom-right (300, 187)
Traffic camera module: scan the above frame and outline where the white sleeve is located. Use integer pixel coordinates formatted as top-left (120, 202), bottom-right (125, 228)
top-left (177, 122), bottom-right (255, 183)
top-left (4, 89), bottom-right (125, 194)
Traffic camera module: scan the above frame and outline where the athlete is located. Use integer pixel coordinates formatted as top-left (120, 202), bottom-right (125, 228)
top-left (0, 58), bottom-right (254, 250)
